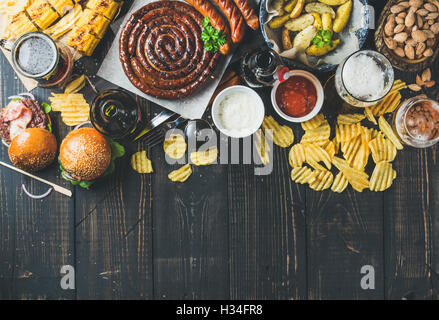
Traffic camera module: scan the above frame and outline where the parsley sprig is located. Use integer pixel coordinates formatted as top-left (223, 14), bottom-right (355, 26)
top-left (201, 17), bottom-right (226, 53)
top-left (312, 30), bottom-right (333, 48)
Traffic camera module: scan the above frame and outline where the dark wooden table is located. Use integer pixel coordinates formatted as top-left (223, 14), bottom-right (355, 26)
top-left (0, 0), bottom-right (438, 300)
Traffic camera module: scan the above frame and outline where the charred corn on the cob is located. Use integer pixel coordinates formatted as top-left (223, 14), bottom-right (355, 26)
top-left (7, 11), bottom-right (37, 38)
top-left (86, 0), bottom-right (119, 20)
top-left (66, 26), bottom-right (99, 56)
top-left (77, 8), bottom-right (110, 39)
top-left (47, 0), bottom-right (74, 17)
top-left (27, 0), bottom-right (59, 30)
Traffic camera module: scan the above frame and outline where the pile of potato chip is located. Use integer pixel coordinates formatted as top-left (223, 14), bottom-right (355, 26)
top-left (130, 134), bottom-right (218, 183)
top-left (49, 92), bottom-right (90, 126)
top-left (257, 80), bottom-right (407, 193)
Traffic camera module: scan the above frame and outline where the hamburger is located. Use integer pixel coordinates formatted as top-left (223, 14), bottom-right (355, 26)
top-left (0, 96), bottom-right (50, 144)
top-left (8, 128), bottom-right (57, 172)
top-left (59, 127), bottom-right (125, 189)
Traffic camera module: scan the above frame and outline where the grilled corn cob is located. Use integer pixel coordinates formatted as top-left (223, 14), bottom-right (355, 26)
top-left (77, 8), bottom-right (110, 38)
top-left (47, 0), bottom-right (74, 16)
top-left (7, 11), bottom-right (37, 39)
top-left (66, 26), bottom-right (100, 56)
top-left (26, 0), bottom-right (59, 30)
top-left (86, 0), bottom-right (119, 20)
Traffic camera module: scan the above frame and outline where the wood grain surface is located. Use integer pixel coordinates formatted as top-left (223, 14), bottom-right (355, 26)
top-left (0, 0), bottom-right (438, 300)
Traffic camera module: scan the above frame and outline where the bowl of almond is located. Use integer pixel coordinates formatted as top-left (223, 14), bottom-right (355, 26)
top-left (375, 0), bottom-right (439, 71)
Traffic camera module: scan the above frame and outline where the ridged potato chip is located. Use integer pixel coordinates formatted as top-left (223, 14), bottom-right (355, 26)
top-left (337, 113), bottom-right (366, 125)
top-left (369, 162), bottom-right (397, 192)
top-left (335, 123), bottom-right (362, 142)
top-left (301, 122), bottom-right (331, 144)
top-left (190, 147), bottom-right (218, 166)
top-left (131, 151), bottom-right (153, 174)
top-left (255, 129), bottom-right (270, 165)
top-left (262, 116), bottom-right (294, 148)
top-left (64, 75), bottom-right (86, 94)
top-left (322, 140), bottom-right (336, 160)
top-left (309, 170), bottom-right (333, 191)
top-left (164, 134), bottom-right (187, 159)
top-left (168, 164), bottom-right (192, 183)
top-left (370, 92), bottom-right (401, 117)
top-left (364, 107), bottom-right (377, 125)
top-left (369, 136), bottom-right (397, 163)
top-left (304, 144), bottom-right (332, 170)
top-left (49, 93), bottom-right (90, 126)
top-left (332, 156), bottom-right (369, 192)
top-left (301, 113), bottom-right (325, 131)
top-left (289, 143), bottom-right (306, 168)
top-left (341, 136), bottom-right (362, 166)
top-left (291, 167), bottom-right (317, 184)
top-left (378, 116), bottom-right (404, 150)
top-left (351, 143), bottom-right (370, 171)
top-left (307, 158), bottom-right (327, 171)
top-left (331, 172), bottom-right (349, 193)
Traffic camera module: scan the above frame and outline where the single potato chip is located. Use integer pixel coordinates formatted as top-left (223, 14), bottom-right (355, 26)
top-left (301, 113), bottom-right (325, 131)
top-left (190, 147), bottom-right (218, 166)
top-left (335, 123), bottom-right (362, 142)
top-left (131, 151), bottom-right (153, 174)
top-left (378, 116), bottom-right (404, 150)
top-left (332, 156), bottom-right (369, 192)
top-left (301, 122), bottom-right (331, 144)
top-left (262, 116), bottom-right (294, 148)
top-left (289, 143), bottom-right (306, 168)
top-left (369, 162), bottom-right (397, 192)
top-left (309, 170), bottom-right (333, 191)
top-left (322, 140), bottom-right (336, 160)
top-left (168, 164), bottom-right (192, 183)
top-left (291, 167), bottom-right (317, 184)
top-left (164, 134), bottom-right (187, 159)
top-left (304, 143), bottom-right (332, 170)
top-left (370, 92), bottom-right (401, 116)
top-left (341, 135), bottom-right (362, 166)
top-left (364, 107), bottom-right (377, 125)
top-left (369, 136), bottom-right (397, 163)
top-left (331, 172), bottom-right (349, 193)
top-left (337, 113), bottom-right (366, 125)
top-left (49, 93), bottom-right (90, 126)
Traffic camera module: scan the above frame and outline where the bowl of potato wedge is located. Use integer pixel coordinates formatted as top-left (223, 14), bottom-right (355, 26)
top-left (260, 0), bottom-right (372, 71)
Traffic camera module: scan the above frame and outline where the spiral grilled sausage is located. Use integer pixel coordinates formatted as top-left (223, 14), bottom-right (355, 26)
top-left (119, 1), bottom-right (221, 99)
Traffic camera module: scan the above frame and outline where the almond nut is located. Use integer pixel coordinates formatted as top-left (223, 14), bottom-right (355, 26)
top-left (427, 38), bottom-right (436, 46)
top-left (412, 29), bottom-right (428, 42)
top-left (422, 68), bottom-right (431, 82)
top-left (406, 9), bottom-right (416, 27)
top-left (399, 1), bottom-right (410, 8)
top-left (424, 3), bottom-right (438, 12)
top-left (424, 48), bottom-right (434, 56)
top-left (424, 29), bottom-right (436, 38)
top-left (416, 74), bottom-right (425, 86)
top-left (426, 12), bottom-right (439, 19)
top-left (385, 16), bottom-right (396, 36)
top-left (424, 80), bottom-right (436, 88)
top-left (391, 5), bottom-right (406, 14)
top-left (384, 37), bottom-right (398, 50)
top-left (398, 12), bottom-right (407, 18)
top-left (394, 32), bottom-right (409, 42)
top-left (405, 44), bottom-right (415, 59)
top-left (431, 22), bottom-right (439, 33)
top-left (394, 47), bottom-right (406, 57)
top-left (407, 37), bottom-right (418, 46)
top-left (395, 24), bottom-right (406, 33)
top-left (408, 84), bottom-right (422, 91)
top-left (417, 8), bottom-right (429, 16)
top-left (417, 14), bottom-right (424, 28)
top-left (416, 42), bottom-right (427, 55)
top-left (410, 0), bottom-right (423, 8)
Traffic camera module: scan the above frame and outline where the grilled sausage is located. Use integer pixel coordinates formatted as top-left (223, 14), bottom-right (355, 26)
top-left (211, 0), bottom-right (246, 43)
top-left (119, 1), bottom-right (221, 99)
top-left (184, 0), bottom-right (232, 54)
top-left (232, 0), bottom-right (259, 30)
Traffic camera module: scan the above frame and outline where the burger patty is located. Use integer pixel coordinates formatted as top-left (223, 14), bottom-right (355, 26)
top-left (0, 98), bottom-right (48, 144)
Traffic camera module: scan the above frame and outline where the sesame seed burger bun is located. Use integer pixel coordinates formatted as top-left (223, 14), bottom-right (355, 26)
top-left (8, 128), bottom-right (57, 172)
top-left (60, 128), bottom-right (111, 181)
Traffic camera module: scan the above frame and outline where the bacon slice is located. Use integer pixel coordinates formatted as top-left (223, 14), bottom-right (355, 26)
top-left (9, 108), bottom-right (32, 139)
top-left (2, 100), bottom-right (27, 121)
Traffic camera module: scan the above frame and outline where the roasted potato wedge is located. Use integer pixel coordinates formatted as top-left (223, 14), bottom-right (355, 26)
top-left (321, 12), bottom-right (333, 32)
top-left (282, 28), bottom-right (293, 50)
top-left (311, 12), bottom-right (322, 30)
top-left (272, 0), bottom-right (286, 14)
top-left (305, 2), bottom-right (336, 19)
top-left (290, 0), bottom-right (305, 18)
top-left (268, 13), bottom-right (290, 29)
top-left (284, 13), bottom-right (314, 31)
top-left (333, 0), bottom-right (352, 33)
top-left (317, 0), bottom-right (349, 5)
top-left (293, 25), bottom-right (318, 51)
top-left (306, 39), bottom-right (340, 56)
top-left (284, 0), bottom-right (298, 12)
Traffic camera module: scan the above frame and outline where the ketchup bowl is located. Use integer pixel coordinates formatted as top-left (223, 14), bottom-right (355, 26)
top-left (271, 70), bottom-right (324, 123)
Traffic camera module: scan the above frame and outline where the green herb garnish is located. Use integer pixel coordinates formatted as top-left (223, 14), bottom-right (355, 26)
top-left (42, 102), bottom-right (52, 114)
top-left (201, 17), bottom-right (226, 53)
top-left (312, 30), bottom-right (333, 48)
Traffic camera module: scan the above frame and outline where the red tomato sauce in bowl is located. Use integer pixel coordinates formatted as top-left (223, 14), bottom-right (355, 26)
top-left (275, 76), bottom-right (317, 118)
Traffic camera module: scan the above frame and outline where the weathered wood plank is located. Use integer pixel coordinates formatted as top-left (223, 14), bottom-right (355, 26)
top-left (0, 55), bottom-right (75, 300)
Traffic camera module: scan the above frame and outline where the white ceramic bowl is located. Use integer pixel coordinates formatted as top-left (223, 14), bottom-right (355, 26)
top-left (212, 85), bottom-right (265, 138)
top-left (271, 70), bottom-right (324, 123)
